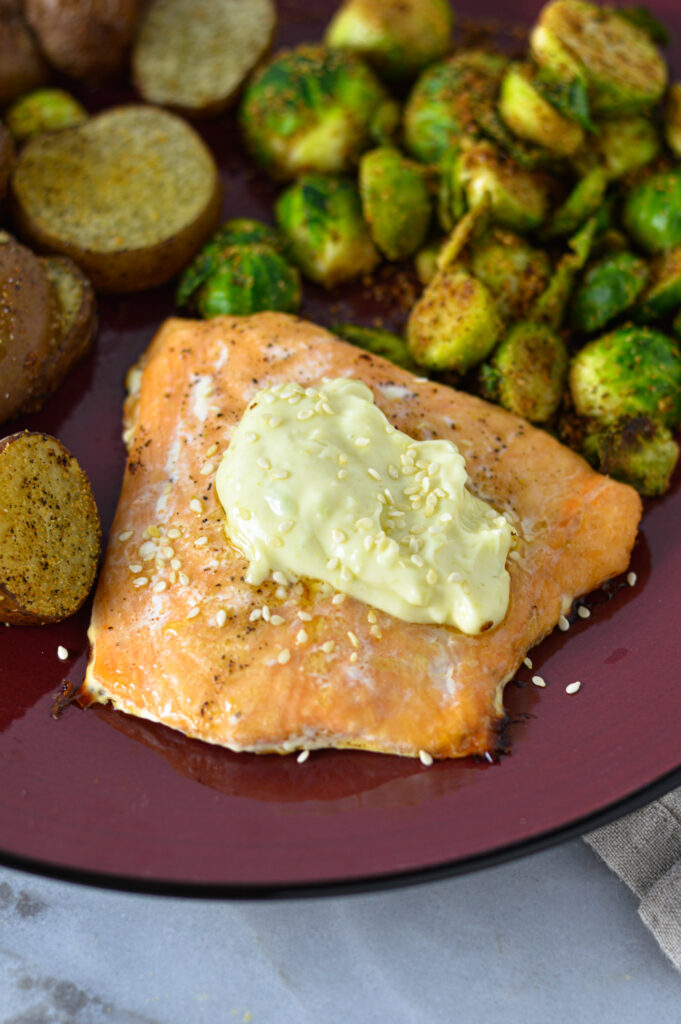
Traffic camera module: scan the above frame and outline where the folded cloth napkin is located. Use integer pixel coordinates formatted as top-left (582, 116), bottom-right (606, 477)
top-left (585, 787), bottom-right (681, 970)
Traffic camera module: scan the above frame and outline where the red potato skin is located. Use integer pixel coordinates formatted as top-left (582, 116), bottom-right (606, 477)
top-left (0, 0), bottom-right (50, 105)
top-left (24, 0), bottom-right (143, 80)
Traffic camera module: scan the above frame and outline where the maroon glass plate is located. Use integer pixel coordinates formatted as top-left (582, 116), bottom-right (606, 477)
top-left (1, 0), bottom-right (680, 897)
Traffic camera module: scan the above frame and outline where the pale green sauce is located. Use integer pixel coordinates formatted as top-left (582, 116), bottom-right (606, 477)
top-left (216, 378), bottom-right (513, 635)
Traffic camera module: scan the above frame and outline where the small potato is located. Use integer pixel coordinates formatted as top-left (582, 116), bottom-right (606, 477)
top-left (0, 431), bottom-right (101, 624)
top-left (0, 231), bottom-right (59, 424)
top-left (0, 0), bottom-right (50, 106)
top-left (24, 0), bottom-right (141, 80)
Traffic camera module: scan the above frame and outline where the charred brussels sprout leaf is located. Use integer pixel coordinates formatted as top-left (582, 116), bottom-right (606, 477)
top-left (324, 0), bottom-right (454, 86)
top-left (469, 228), bottom-right (551, 323)
top-left (331, 323), bottom-right (419, 371)
top-left (275, 174), bottom-right (380, 288)
top-left (5, 88), bottom-right (87, 143)
top-left (543, 167), bottom-right (608, 240)
top-left (359, 147), bottom-right (432, 261)
top-left (182, 244), bottom-right (301, 319)
top-left (239, 46), bottom-right (392, 180)
top-left (406, 265), bottom-right (502, 372)
top-left (530, 0), bottom-right (668, 118)
top-left (478, 322), bottom-right (569, 424)
top-left (530, 215), bottom-right (598, 328)
top-left (623, 169), bottom-right (681, 254)
top-left (581, 416), bottom-right (679, 496)
top-left (569, 325), bottom-right (681, 429)
top-left (403, 51), bottom-right (508, 165)
top-left (570, 251), bottom-right (650, 334)
top-left (498, 62), bottom-right (585, 156)
top-left (636, 248), bottom-right (681, 323)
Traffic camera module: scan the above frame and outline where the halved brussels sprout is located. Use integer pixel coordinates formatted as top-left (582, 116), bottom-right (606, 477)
top-left (454, 139), bottom-right (550, 233)
top-left (325, 0), bottom-right (454, 86)
top-left (478, 321), bottom-right (568, 424)
top-left (581, 416), bottom-right (679, 496)
top-left (239, 45), bottom-right (392, 180)
top-left (403, 50), bottom-right (508, 165)
top-left (406, 265), bottom-right (502, 372)
top-left (359, 147), bottom-right (432, 261)
top-left (530, 0), bottom-right (668, 118)
top-left (275, 174), bottom-right (380, 288)
top-left (176, 219), bottom-right (289, 308)
top-left (331, 323), bottom-right (419, 371)
top-left (543, 166), bottom-right (607, 239)
top-left (664, 83), bottom-right (681, 159)
top-left (569, 325), bottom-right (681, 429)
top-left (594, 115), bottom-right (661, 180)
top-left (498, 62), bottom-right (585, 157)
top-left (622, 168), bottom-right (681, 253)
top-left (569, 251), bottom-right (650, 334)
top-left (5, 87), bottom-right (87, 143)
top-left (469, 228), bottom-right (552, 323)
top-left (178, 243), bottom-right (301, 319)
top-left (636, 247), bottom-right (681, 323)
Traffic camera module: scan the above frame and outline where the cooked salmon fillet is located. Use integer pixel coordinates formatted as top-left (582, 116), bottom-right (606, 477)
top-left (82, 313), bottom-right (642, 759)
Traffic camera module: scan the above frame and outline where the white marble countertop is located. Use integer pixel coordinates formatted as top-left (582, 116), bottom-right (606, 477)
top-left (1, 835), bottom-right (680, 1023)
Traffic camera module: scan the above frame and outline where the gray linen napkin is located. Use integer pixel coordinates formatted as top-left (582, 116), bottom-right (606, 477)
top-left (585, 788), bottom-right (681, 970)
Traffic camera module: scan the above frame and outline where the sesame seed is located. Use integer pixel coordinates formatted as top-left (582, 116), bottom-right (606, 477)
top-left (411, 554), bottom-right (424, 568)
top-left (577, 606), bottom-right (591, 619)
top-left (326, 557), bottom-right (340, 570)
top-left (347, 631), bottom-right (359, 648)
top-left (200, 462), bottom-right (215, 476)
top-left (206, 443), bottom-right (218, 457)
top-left (297, 750), bottom-right (309, 763)
top-left (370, 625), bottom-right (382, 639)
top-left (271, 571), bottom-right (287, 586)
top-left (190, 499), bottom-right (202, 514)
top-left (262, 605), bottom-right (270, 621)
top-left (170, 558), bottom-right (182, 571)
top-left (270, 615), bottom-right (285, 626)
top-left (128, 563), bottom-right (143, 574)
top-left (216, 610), bottom-right (227, 627)
top-left (179, 573), bottom-right (190, 586)
top-left (321, 641), bottom-right (335, 654)
top-left (167, 528), bottom-right (181, 539)
top-left (558, 615), bottom-right (570, 631)
top-left (147, 526), bottom-right (162, 539)
top-left (523, 656), bottom-right (533, 669)
top-left (249, 608), bottom-right (262, 621)
top-left (349, 652), bottom-right (358, 663)
top-left (297, 408), bottom-right (314, 420)
top-left (139, 541), bottom-right (156, 560)
top-left (440, 512), bottom-right (453, 523)
top-left (531, 675), bottom-right (546, 688)
top-left (160, 546), bottom-right (174, 559)
top-left (566, 681), bottom-right (581, 694)
top-left (448, 571), bottom-right (462, 583)
top-left (356, 517), bottom-right (374, 531)
top-left (169, 571), bottom-right (177, 585)
top-left (627, 572), bottom-right (637, 587)
top-left (367, 609), bottom-right (377, 623)
top-left (153, 581), bottom-right (167, 594)
top-left (367, 468), bottom-right (381, 481)
top-left (278, 520), bottom-right (295, 535)
top-left (275, 585), bottom-right (287, 600)
top-left (388, 465), bottom-right (399, 479)
top-left (298, 611), bottom-right (312, 621)
top-left (296, 629), bottom-right (308, 644)
top-left (187, 606), bottom-right (200, 619)
top-left (340, 567), bottom-right (354, 581)
top-left (194, 537), bottom-right (208, 547)
top-left (426, 569), bottom-right (438, 585)
top-left (363, 536), bottom-right (374, 552)
top-left (269, 535), bottom-right (284, 548)
top-left (245, 431), bottom-right (259, 442)
top-left (132, 576), bottom-right (149, 587)
top-left (269, 416), bottom-right (283, 428)
top-left (332, 529), bottom-right (347, 544)
top-left (271, 468), bottom-right (289, 480)
top-left (57, 645), bottom-right (69, 661)
top-left (332, 593), bottom-right (346, 605)
top-left (118, 530), bottom-right (133, 542)
top-left (337, 470), bottom-right (348, 482)
top-left (321, 402), bottom-right (334, 415)
top-left (419, 750), bottom-right (433, 766)
top-left (277, 648), bottom-right (291, 664)
top-left (355, 437), bottom-right (370, 448)
top-left (257, 457), bottom-right (271, 470)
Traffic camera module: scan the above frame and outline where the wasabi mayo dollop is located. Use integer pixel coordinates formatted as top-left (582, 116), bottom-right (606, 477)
top-left (216, 378), bottom-right (513, 634)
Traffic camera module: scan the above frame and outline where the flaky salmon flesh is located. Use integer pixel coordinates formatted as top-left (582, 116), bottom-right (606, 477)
top-left (82, 313), bottom-right (642, 759)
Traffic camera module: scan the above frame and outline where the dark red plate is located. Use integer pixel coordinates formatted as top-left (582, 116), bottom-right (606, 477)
top-left (1, 0), bottom-right (680, 898)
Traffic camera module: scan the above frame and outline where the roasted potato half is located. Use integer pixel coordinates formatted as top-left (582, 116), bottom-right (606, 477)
top-left (24, 0), bottom-right (141, 80)
top-left (0, 0), bottom-right (50, 106)
top-left (0, 431), bottom-right (101, 624)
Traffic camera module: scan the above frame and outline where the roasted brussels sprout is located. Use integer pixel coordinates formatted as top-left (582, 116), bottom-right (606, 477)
top-left (239, 45), bottom-right (392, 180)
top-left (636, 248), bottom-right (681, 323)
top-left (406, 265), bottom-right (502, 372)
top-left (324, 0), bottom-right (454, 86)
top-left (275, 174), bottom-right (380, 288)
top-left (664, 83), bottom-right (681, 159)
top-left (176, 218), bottom-right (290, 308)
top-left (569, 325), bottom-right (681, 429)
top-left (593, 115), bottom-right (661, 180)
top-left (569, 251), bottom-right (650, 334)
top-left (478, 321), bottom-right (569, 424)
top-left (530, 0), bottom-right (668, 119)
top-left (177, 243), bottom-right (301, 319)
top-left (454, 140), bottom-right (550, 233)
top-left (469, 228), bottom-right (551, 323)
top-left (622, 169), bottom-right (681, 254)
top-left (403, 51), bottom-right (508, 165)
top-left (543, 167), bottom-right (607, 239)
top-left (498, 62), bottom-right (585, 157)
top-left (331, 323), bottom-right (419, 371)
top-left (581, 416), bottom-right (679, 496)
top-left (358, 147), bottom-right (432, 261)
top-left (414, 235), bottom-right (444, 285)
top-left (5, 87), bottom-right (87, 144)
